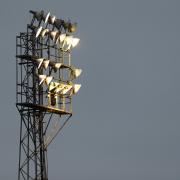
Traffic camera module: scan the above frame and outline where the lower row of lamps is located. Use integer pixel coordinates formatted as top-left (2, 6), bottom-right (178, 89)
top-left (39, 75), bottom-right (81, 95)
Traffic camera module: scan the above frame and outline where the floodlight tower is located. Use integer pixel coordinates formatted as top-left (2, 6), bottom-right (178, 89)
top-left (16, 10), bottom-right (81, 180)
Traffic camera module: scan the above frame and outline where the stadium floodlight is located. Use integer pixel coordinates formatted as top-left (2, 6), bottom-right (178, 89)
top-left (73, 84), bottom-right (81, 94)
top-left (43, 59), bottom-right (50, 69)
top-left (41, 29), bottom-right (49, 37)
top-left (68, 22), bottom-right (77, 33)
top-left (35, 58), bottom-right (49, 69)
top-left (39, 75), bottom-right (53, 85)
top-left (73, 68), bottom-right (82, 78)
top-left (61, 35), bottom-right (73, 51)
top-left (50, 31), bottom-right (59, 41)
top-left (53, 63), bottom-right (62, 72)
top-left (45, 76), bottom-right (53, 85)
top-left (61, 36), bottom-right (80, 51)
top-left (48, 15), bottom-right (56, 24)
top-left (54, 63), bottom-right (62, 69)
top-left (36, 58), bottom-right (44, 69)
top-left (72, 38), bottom-right (80, 48)
top-left (16, 10), bottom-right (81, 180)
top-left (39, 75), bottom-right (46, 85)
top-left (59, 34), bottom-right (66, 43)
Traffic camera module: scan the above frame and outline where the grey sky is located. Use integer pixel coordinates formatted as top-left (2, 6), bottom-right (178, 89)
top-left (0, 0), bottom-right (180, 179)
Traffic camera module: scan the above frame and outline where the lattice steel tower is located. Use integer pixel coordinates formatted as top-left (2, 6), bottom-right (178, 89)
top-left (16, 10), bottom-right (81, 180)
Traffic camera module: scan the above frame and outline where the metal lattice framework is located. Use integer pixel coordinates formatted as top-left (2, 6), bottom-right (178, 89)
top-left (16, 10), bottom-right (81, 180)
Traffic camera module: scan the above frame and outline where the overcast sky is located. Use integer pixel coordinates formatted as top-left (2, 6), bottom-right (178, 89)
top-left (0, 0), bottom-right (180, 179)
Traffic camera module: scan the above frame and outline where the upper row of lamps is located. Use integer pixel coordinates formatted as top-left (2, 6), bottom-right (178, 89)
top-left (29, 10), bottom-right (80, 51)
top-left (30, 10), bottom-right (77, 33)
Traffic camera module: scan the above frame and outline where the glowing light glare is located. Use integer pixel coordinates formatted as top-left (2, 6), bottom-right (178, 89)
top-left (62, 85), bottom-right (72, 94)
top-left (73, 84), bottom-right (81, 94)
top-left (72, 38), bottom-right (80, 48)
top-left (36, 26), bottom-right (43, 38)
top-left (45, 76), bottom-right (53, 85)
top-left (73, 68), bottom-right (82, 78)
top-left (39, 75), bottom-right (46, 85)
top-left (41, 29), bottom-right (49, 37)
top-left (43, 60), bottom-right (50, 69)
top-left (45, 12), bottom-right (50, 23)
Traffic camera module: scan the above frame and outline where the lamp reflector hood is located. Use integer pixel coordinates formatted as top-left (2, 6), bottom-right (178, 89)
top-left (54, 63), bottom-right (62, 69)
top-left (68, 22), bottom-right (77, 33)
top-left (39, 75), bottom-right (46, 85)
top-left (72, 38), bottom-right (80, 48)
top-left (50, 31), bottom-right (59, 41)
top-left (59, 34), bottom-right (66, 42)
top-left (73, 84), bottom-right (81, 94)
top-left (45, 76), bottom-right (53, 85)
top-left (43, 60), bottom-right (50, 69)
top-left (49, 15), bottom-right (56, 24)
top-left (36, 58), bottom-right (44, 69)
top-left (73, 68), bottom-right (82, 78)
top-left (41, 29), bottom-right (49, 37)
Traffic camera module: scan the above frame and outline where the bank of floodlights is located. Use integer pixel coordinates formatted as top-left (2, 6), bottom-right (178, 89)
top-left (29, 10), bottom-right (81, 109)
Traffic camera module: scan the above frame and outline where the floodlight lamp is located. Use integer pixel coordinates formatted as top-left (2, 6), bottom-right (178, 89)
top-left (72, 38), bottom-right (80, 48)
top-left (36, 58), bottom-right (44, 69)
top-left (73, 84), bottom-right (81, 94)
top-left (66, 36), bottom-right (73, 45)
top-left (45, 76), bottom-right (53, 85)
top-left (55, 63), bottom-right (62, 69)
top-left (59, 34), bottom-right (66, 43)
top-left (62, 35), bottom-right (73, 51)
top-left (50, 31), bottom-right (59, 41)
top-left (54, 63), bottom-right (62, 71)
top-left (39, 75), bottom-right (46, 85)
top-left (36, 26), bottom-right (43, 38)
top-left (73, 68), bottom-right (82, 78)
top-left (68, 22), bottom-right (77, 33)
top-left (48, 15), bottom-right (56, 24)
top-left (41, 29), bottom-right (49, 37)
top-left (43, 60), bottom-right (50, 69)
